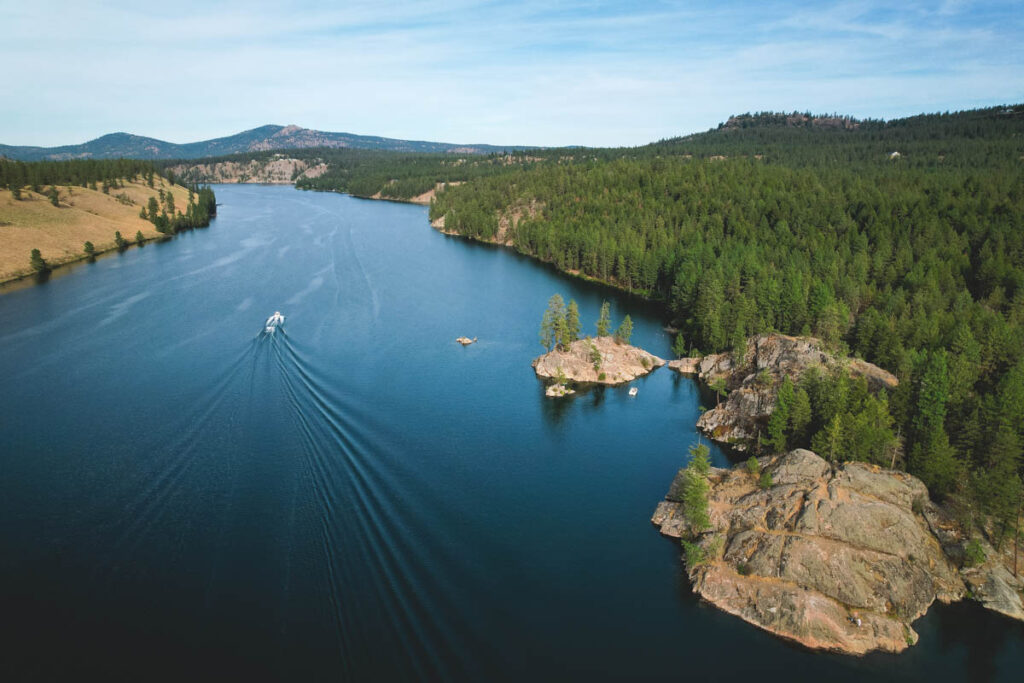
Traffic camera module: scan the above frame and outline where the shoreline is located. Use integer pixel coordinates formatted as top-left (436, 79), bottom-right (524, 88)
top-left (229, 183), bottom-right (664, 307)
top-left (0, 234), bottom-right (174, 289)
top-left (349, 192), bottom-right (431, 206)
top-left (0, 179), bottom-right (214, 291)
top-left (431, 222), bottom-right (660, 300)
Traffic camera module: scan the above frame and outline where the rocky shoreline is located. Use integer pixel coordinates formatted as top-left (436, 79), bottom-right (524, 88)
top-left (652, 449), bottom-right (1024, 654)
top-left (654, 333), bottom-right (1023, 655)
top-left (670, 334), bottom-right (897, 452)
top-left (528, 329), bottom-right (1023, 653)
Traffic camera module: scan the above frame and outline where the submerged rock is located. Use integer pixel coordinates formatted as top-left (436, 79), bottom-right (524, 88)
top-left (532, 336), bottom-right (664, 386)
top-left (671, 334), bottom-right (896, 452)
top-left (667, 357), bottom-right (700, 375)
top-left (653, 450), bottom-right (966, 655)
top-left (545, 384), bottom-right (575, 398)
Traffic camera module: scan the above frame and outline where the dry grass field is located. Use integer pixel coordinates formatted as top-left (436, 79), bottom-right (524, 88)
top-left (0, 177), bottom-right (197, 283)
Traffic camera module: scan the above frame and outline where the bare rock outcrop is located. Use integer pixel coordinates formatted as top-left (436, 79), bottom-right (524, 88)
top-left (167, 158), bottom-right (328, 185)
top-left (653, 450), bottom-right (966, 654)
top-left (961, 541), bottom-right (1024, 622)
top-left (532, 336), bottom-right (664, 386)
top-left (670, 335), bottom-right (897, 451)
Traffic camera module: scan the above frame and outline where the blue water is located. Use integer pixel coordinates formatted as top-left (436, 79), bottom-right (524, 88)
top-left (0, 185), bottom-right (1020, 681)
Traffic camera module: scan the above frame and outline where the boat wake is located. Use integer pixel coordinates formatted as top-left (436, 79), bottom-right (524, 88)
top-left (266, 332), bottom-right (500, 681)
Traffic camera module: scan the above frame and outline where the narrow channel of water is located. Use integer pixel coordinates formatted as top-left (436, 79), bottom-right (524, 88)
top-left (0, 185), bottom-right (1020, 681)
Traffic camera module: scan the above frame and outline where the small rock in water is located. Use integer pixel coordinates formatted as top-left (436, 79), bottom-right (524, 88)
top-left (545, 384), bottom-right (575, 397)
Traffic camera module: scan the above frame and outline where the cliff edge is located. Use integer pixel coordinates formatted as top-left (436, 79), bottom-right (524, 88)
top-left (652, 449), bottom-right (1024, 654)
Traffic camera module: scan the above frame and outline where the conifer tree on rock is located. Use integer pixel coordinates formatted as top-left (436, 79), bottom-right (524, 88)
top-left (596, 301), bottom-right (611, 337)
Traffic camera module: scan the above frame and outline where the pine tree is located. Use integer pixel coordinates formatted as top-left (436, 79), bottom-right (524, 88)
top-left (948, 322), bottom-right (981, 406)
top-left (539, 294), bottom-right (566, 351)
top-left (730, 324), bottom-right (747, 368)
top-left (565, 299), bottom-right (581, 343)
top-left (135, 230), bottom-right (145, 245)
top-left (614, 315), bottom-right (633, 344)
top-left (910, 431), bottom-right (961, 497)
top-left (908, 350), bottom-right (961, 495)
top-left (973, 361), bottom-right (1024, 540)
top-left (812, 414), bottom-right (845, 462)
top-left (766, 376), bottom-right (794, 453)
top-left (596, 300), bottom-right (611, 337)
top-left (672, 332), bottom-right (688, 359)
top-left (695, 273), bottom-right (725, 351)
top-left (83, 241), bottom-right (95, 256)
top-left (29, 249), bottom-right (48, 273)
top-left (682, 442), bottom-right (711, 533)
top-left (554, 309), bottom-right (570, 349)
top-left (788, 387), bottom-right (812, 448)
top-left (709, 377), bottom-right (728, 407)
top-left (689, 441), bottom-right (711, 475)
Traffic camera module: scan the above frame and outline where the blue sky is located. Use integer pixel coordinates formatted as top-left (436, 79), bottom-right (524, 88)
top-left (2, 0), bottom-right (1022, 147)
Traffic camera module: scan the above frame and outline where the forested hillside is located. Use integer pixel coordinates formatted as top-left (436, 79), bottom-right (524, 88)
top-left (425, 105), bottom-right (1024, 534)
top-left (649, 106), bottom-right (1023, 168)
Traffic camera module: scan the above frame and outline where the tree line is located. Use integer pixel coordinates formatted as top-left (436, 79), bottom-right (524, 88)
top-left (540, 295), bottom-right (633, 351)
top-left (138, 185), bottom-right (217, 234)
top-left (1, 158), bottom-right (161, 192)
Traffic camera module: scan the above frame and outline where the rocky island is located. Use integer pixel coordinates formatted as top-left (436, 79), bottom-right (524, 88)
top-left (533, 335), bottom-right (665, 388)
top-left (652, 448), bottom-right (1024, 654)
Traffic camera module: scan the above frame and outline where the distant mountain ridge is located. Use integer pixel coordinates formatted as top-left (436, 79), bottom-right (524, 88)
top-left (0, 125), bottom-right (528, 161)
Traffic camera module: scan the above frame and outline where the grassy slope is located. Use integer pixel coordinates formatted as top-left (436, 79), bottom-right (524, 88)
top-left (0, 177), bottom-right (194, 283)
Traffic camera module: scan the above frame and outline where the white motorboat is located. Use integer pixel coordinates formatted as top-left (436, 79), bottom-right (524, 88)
top-left (265, 311), bottom-right (285, 332)
top-left (628, 387), bottom-right (638, 397)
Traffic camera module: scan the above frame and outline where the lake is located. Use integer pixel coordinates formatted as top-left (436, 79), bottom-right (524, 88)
top-left (0, 185), bottom-right (1020, 681)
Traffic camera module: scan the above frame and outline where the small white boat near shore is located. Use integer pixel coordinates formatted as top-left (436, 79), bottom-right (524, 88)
top-left (628, 387), bottom-right (638, 397)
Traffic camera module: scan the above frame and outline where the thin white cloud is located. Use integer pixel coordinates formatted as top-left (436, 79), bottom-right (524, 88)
top-left (2, 0), bottom-right (1021, 147)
